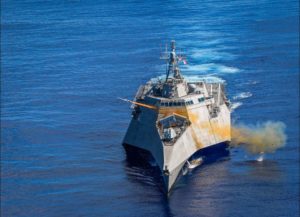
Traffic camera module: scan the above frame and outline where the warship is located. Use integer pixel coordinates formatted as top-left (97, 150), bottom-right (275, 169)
top-left (122, 41), bottom-right (231, 193)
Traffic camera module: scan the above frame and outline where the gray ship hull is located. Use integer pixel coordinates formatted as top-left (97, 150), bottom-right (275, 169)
top-left (123, 103), bottom-right (230, 192)
top-left (123, 141), bottom-right (230, 192)
top-left (121, 40), bottom-right (231, 193)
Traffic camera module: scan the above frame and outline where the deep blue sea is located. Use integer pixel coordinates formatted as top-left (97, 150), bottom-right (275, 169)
top-left (1, 1), bottom-right (299, 217)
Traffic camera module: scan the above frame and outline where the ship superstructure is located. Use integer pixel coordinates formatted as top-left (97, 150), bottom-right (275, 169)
top-left (122, 41), bottom-right (231, 192)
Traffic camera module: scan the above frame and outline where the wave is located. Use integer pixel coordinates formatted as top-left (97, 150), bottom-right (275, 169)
top-left (180, 30), bottom-right (221, 38)
top-left (182, 63), bottom-right (240, 74)
top-left (190, 48), bottom-right (236, 61)
top-left (230, 102), bottom-right (243, 111)
top-left (233, 92), bottom-right (253, 100)
top-left (246, 80), bottom-right (259, 85)
top-left (236, 80), bottom-right (259, 87)
top-left (179, 39), bottom-right (226, 50)
top-left (154, 74), bottom-right (225, 84)
top-left (185, 75), bottom-right (225, 83)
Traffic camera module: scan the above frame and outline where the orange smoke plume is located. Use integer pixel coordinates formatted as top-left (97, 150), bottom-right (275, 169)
top-left (231, 121), bottom-right (287, 154)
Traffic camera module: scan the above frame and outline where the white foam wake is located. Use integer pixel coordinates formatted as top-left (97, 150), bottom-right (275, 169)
top-left (182, 63), bottom-right (240, 74)
top-left (230, 102), bottom-right (243, 111)
top-left (233, 92), bottom-right (253, 100)
top-left (155, 74), bottom-right (225, 84)
top-left (185, 75), bottom-right (225, 83)
top-left (256, 153), bottom-right (264, 162)
top-left (190, 48), bottom-right (236, 61)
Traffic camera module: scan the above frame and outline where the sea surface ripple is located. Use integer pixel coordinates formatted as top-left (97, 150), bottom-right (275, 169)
top-left (1, 1), bottom-right (299, 217)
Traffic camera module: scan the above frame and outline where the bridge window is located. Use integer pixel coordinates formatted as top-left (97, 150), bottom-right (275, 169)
top-left (198, 97), bottom-right (204, 103)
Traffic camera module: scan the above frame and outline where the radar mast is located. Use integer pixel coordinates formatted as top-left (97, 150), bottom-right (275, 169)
top-left (160, 40), bottom-right (185, 82)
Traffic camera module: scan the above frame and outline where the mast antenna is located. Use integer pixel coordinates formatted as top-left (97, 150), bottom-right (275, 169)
top-left (160, 40), bottom-right (186, 82)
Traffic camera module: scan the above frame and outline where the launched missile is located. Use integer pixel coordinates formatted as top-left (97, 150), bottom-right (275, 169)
top-left (118, 97), bottom-right (157, 110)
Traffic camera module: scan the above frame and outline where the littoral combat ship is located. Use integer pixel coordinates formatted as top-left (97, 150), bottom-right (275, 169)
top-left (122, 41), bottom-right (231, 193)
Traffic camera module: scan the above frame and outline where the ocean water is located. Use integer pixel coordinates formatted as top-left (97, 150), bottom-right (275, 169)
top-left (1, 0), bottom-right (299, 217)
